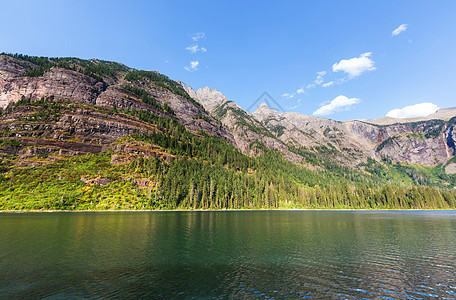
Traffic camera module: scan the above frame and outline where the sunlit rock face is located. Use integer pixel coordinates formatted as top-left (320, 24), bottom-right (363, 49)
top-left (185, 82), bottom-right (456, 167)
top-left (0, 54), bottom-right (235, 145)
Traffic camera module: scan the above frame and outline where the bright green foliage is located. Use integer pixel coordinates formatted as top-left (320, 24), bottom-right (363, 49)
top-left (1, 147), bottom-right (455, 210)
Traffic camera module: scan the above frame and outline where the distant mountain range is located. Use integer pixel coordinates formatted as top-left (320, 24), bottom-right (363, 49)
top-left (364, 107), bottom-right (456, 125)
top-left (183, 85), bottom-right (456, 170)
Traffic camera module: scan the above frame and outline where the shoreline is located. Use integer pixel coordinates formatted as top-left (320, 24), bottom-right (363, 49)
top-left (1, 208), bottom-right (455, 213)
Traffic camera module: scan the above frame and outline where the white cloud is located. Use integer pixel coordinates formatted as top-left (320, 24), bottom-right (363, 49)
top-left (332, 52), bottom-right (376, 78)
top-left (281, 93), bottom-right (294, 99)
top-left (316, 71), bottom-right (326, 81)
top-left (306, 71), bottom-right (327, 89)
top-left (392, 24), bottom-right (408, 36)
top-left (191, 32), bottom-right (205, 41)
top-left (386, 102), bottom-right (439, 118)
top-left (322, 81), bottom-right (334, 88)
top-left (297, 88), bottom-right (305, 94)
top-left (184, 61), bottom-right (199, 72)
top-left (313, 95), bottom-right (360, 116)
top-left (186, 45), bottom-right (207, 53)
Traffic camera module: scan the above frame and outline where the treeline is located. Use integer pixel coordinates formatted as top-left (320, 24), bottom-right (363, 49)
top-left (147, 150), bottom-right (456, 210)
top-left (1, 149), bottom-right (455, 210)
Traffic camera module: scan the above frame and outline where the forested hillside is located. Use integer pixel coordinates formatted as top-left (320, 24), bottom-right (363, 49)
top-left (1, 53), bottom-right (455, 210)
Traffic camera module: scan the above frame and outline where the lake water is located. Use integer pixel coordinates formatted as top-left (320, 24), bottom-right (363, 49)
top-left (1, 211), bottom-right (456, 299)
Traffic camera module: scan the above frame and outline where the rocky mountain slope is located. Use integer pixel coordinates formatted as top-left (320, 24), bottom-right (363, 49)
top-left (181, 84), bottom-right (302, 162)
top-left (184, 85), bottom-right (456, 170)
top-left (0, 54), bottom-right (234, 143)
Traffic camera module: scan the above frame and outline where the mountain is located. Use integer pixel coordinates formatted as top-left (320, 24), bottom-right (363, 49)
top-left (181, 84), bottom-right (300, 161)
top-left (0, 54), bottom-right (234, 144)
top-left (184, 85), bottom-right (456, 168)
top-left (366, 107), bottom-right (456, 125)
top-left (1, 53), bottom-right (455, 210)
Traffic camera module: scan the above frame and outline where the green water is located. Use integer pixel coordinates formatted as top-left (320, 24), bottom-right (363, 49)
top-left (1, 211), bottom-right (455, 299)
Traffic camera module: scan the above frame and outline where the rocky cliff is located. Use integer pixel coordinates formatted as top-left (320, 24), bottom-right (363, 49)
top-left (253, 104), bottom-right (455, 167)
top-left (0, 54), bottom-right (234, 144)
top-left (184, 84), bottom-right (456, 169)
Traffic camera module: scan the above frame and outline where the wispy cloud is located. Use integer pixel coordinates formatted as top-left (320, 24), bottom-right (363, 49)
top-left (296, 88), bottom-right (305, 94)
top-left (293, 53), bottom-right (373, 97)
top-left (281, 93), bottom-right (295, 99)
top-left (306, 71), bottom-right (327, 89)
top-left (313, 95), bottom-right (360, 116)
top-left (332, 52), bottom-right (376, 78)
top-left (386, 102), bottom-right (438, 118)
top-left (186, 45), bottom-right (207, 54)
top-left (185, 61), bottom-right (199, 72)
top-left (191, 32), bottom-right (205, 41)
top-left (392, 24), bottom-right (408, 36)
top-left (295, 71), bottom-right (329, 94)
top-left (322, 81), bottom-right (334, 88)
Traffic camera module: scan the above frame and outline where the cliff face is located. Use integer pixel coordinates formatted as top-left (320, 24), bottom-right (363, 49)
top-left (0, 54), bottom-right (234, 144)
top-left (254, 105), bottom-right (456, 167)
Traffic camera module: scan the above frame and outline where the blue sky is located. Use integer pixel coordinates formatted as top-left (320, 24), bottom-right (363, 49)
top-left (2, 0), bottom-right (455, 120)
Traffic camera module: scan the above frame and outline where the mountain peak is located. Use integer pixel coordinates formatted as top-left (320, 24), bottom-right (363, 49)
top-left (252, 102), bottom-right (278, 120)
top-left (257, 102), bottom-right (270, 109)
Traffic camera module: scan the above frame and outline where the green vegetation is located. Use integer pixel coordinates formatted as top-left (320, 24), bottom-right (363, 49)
top-left (1, 145), bottom-right (455, 210)
top-left (406, 132), bottom-right (426, 139)
top-left (214, 101), bottom-right (277, 140)
top-left (270, 125), bottom-right (286, 137)
top-left (1, 100), bottom-right (455, 210)
top-left (194, 112), bottom-right (212, 123)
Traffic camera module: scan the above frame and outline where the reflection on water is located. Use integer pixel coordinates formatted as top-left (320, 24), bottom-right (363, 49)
top-left (1, 211), bottom-right (455, 299)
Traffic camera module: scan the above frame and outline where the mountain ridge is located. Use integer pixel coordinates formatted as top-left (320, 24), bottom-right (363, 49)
top-left (184, 84), bottom-right (456, 168)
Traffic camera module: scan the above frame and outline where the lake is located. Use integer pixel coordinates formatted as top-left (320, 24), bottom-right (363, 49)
top-left (1, 210), bottom-right (455, 299)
